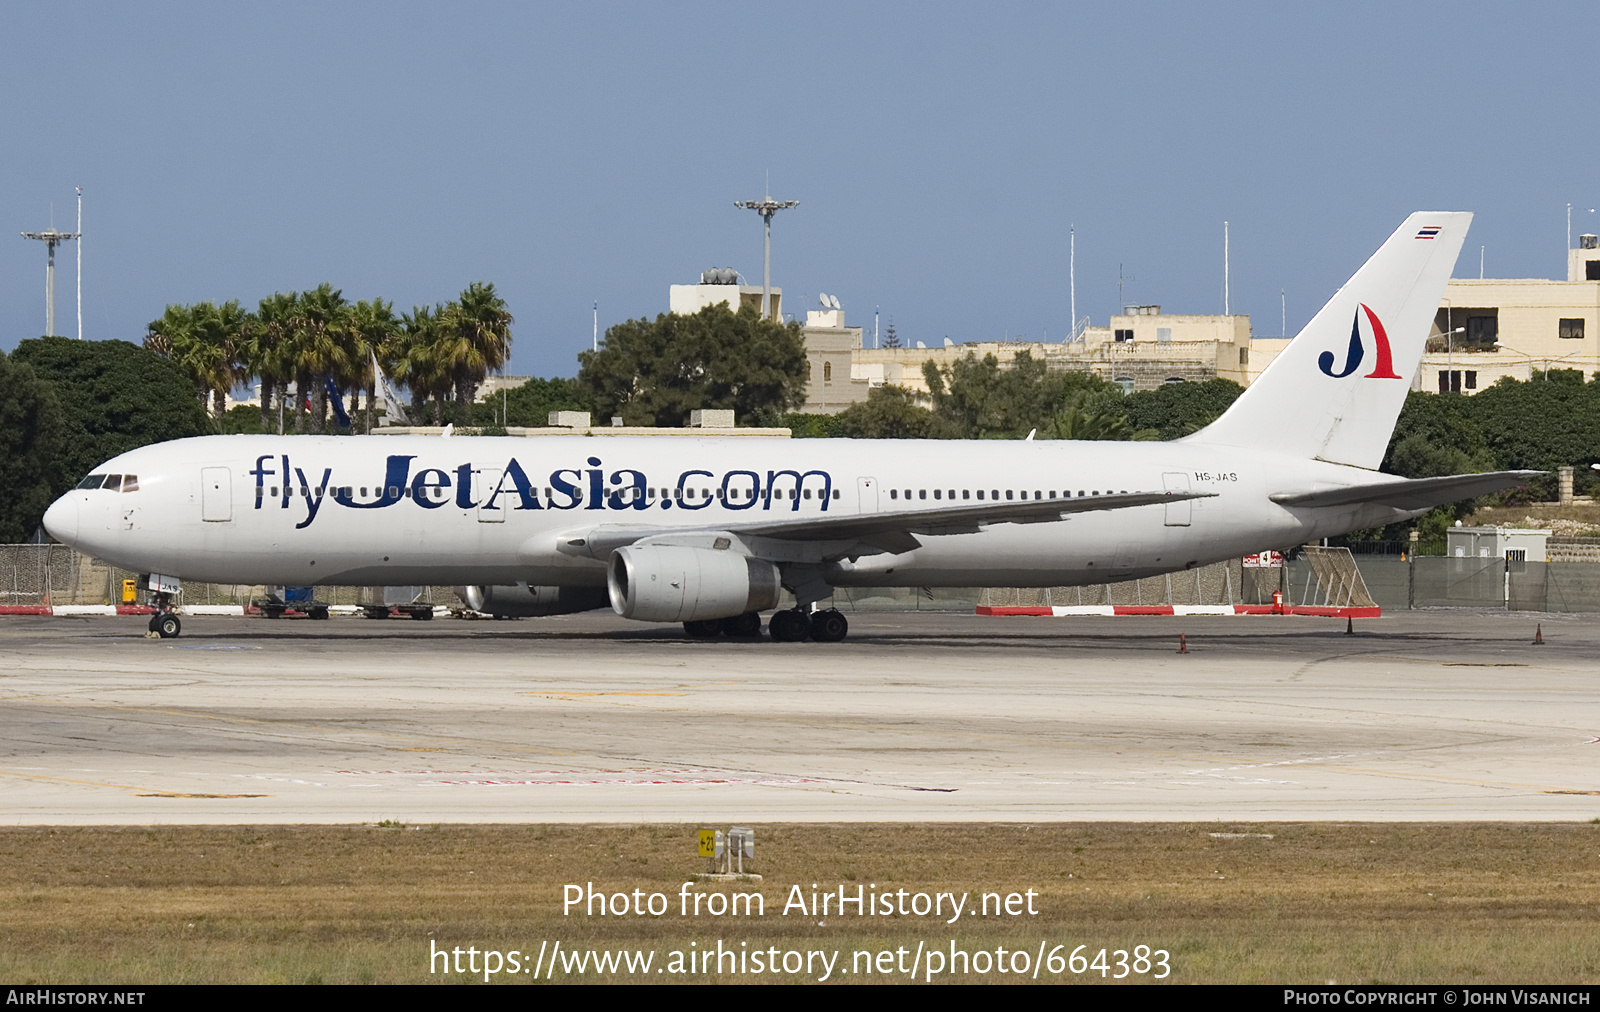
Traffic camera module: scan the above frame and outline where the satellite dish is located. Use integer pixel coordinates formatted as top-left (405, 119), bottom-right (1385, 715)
top-left (819, 293), bottom-right (831, 307)
top-left (829, 294), bottom-right (842, 310)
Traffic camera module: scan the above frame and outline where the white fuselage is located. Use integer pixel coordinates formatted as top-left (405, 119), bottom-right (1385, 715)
top-left (43, 434), bottom-right (1411, 592)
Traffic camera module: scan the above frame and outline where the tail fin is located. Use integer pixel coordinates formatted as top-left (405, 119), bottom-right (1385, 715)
top-left (1191, 212), bottom-right (1471, 469)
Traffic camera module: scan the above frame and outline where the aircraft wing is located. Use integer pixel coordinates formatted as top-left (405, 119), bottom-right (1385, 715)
top-left (1269, 470), bottom-right (1542, 511)
top-left (561, 489), bottom-right (1213, 558)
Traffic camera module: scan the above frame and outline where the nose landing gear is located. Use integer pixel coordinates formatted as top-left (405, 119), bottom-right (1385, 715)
top-left (148, 611), bottom-right (181, 639)
top-left (145, 587), bottom-right (181, 639)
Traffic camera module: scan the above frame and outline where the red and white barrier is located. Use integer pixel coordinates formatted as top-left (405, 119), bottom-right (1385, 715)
top-left (0, 604), bottom-right (155, 616)
top-left (977, 604), bottom-right (1381, 619)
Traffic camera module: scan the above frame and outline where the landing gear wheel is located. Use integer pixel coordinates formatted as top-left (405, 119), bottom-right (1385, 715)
top-left (720, 612), bottom-right (762, 638)
top-left (683, 618), bottom-right (723, 638)
top-left (809, 609), bottom-right (848, 643)
top-left (768, 609), bottom-right (810, 643)
top-left (154, 613), bottom-right (181, 639)
top-left (410, 608), bottom-right (434, 621)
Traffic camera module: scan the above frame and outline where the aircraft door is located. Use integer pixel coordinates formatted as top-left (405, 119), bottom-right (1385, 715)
top-left (1162, 472), bottom-right (1191, 526)
top-left (857, 477), bottom-right (880, 512)
top-left (201, 467), bottom-right (232, 522)
top-left (476, 468), bottom-right (506, 523)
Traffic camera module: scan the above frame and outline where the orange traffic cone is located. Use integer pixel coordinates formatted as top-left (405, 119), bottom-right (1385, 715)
top-left (1533, 624), bottom-right (1544, 645)
top-left (1178, 633), bottom-right (1189, 654)
top-left (1346, 616), bottom-right (1354, 635)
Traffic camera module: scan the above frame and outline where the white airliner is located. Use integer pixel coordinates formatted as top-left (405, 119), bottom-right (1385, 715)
top-left (43, 212), bottom-right (1534, 641)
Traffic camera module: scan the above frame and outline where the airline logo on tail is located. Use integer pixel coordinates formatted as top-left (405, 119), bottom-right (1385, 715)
top-left (1317, 303), bottom-right (1401, 380)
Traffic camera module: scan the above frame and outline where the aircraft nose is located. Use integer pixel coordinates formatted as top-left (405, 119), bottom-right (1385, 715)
top-left (42, 494), bottom-right (79, 546)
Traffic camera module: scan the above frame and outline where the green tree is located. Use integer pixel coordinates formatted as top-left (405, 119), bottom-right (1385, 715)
top-left (1382, 390), bottom-right (1495, 479)
top-left (1121, 379), bottom-right (1244, 440)
top-left (249, 291), bottom-right (300, 433)
top-left (832, 385), bottom-right (956, 438)
top-left (11, 338), bottom-right (208, 492)
top-left (440, 282), bottom-right (513, 415)
top-left (347, 297), bottom-right (402, 431)
top-left (781, 412), bottom-right (846, 438)
top-left (578, 304), bottom-right (806, 426)
top-left (922, 350), bottom-right (1126, 438)
top-left (144, 300), bottom-right (250, 418)
top-left (1043, 398), bottom-right (1155, 441)
top-left (396, 304), bottom-right (453, 424)
top-left (500, 376), bottom-right (592, 427)
top-left (0, 351), bottom-right (66, 542)
top-left (1465, 372), bottom-right (1600, 498)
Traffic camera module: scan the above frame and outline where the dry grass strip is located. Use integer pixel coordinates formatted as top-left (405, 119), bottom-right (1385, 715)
top-left (2, 822), bottom-right (1598, 983)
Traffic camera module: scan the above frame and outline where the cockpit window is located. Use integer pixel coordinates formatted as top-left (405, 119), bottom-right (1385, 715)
top-left (77, 474), bottom-right (106, 490)
top-left (122, 475), bottom-right (139, 492)
top-left (102, 475), bottom-right (124, 491)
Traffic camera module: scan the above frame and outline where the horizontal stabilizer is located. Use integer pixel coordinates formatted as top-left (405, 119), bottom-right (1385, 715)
top-left (1269, 471), bottom-right (1542, 511)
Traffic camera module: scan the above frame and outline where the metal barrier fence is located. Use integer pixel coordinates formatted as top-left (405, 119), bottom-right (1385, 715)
top-left (6, 545), bottom-right (1600, 615)
top-left (0, 545), bottom-right (452, 609)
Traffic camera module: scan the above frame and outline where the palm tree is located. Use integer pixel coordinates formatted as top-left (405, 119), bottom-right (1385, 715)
top-left (252, 291), bottom-right (300, 433)
top-left (348, 298), bottom-right (400, 431)
top-left (145, 300), bottom-right (248, 419)
top-left (441, 282), bottom-right (514, 418)
top-left (397, 305), bottom-right (452, 424)
top-left (289, 284), bottom-right (352, 433)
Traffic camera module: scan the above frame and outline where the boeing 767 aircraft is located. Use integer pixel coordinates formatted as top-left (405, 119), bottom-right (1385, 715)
top-left (42, 212), bottom-right (1534, 641)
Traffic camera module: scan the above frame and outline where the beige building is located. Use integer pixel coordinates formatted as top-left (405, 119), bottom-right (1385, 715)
top-left (799, 307), bottom-right (871, 413)
top-left (1419, 236), bottom-right (1600, 394)
top-left (797, 303), bottom-right (1274, 413)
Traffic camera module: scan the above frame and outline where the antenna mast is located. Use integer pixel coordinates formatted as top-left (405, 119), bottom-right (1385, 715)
top-left (1223, 220), bottom-right (1230, 315)
top-left (734, 180), bottom-right (798, 322)
top-left (1069, 225), bottom-right (1076, 342)
top-left (76, 188), bottom-right (83, 340)
top-left (21, 216), bottom-right (80, 338)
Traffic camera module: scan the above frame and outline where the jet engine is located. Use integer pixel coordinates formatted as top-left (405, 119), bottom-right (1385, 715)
top-left (457, 583), bottom-right (611, 618)
top-left (607, 545), bottom-right (781, 622)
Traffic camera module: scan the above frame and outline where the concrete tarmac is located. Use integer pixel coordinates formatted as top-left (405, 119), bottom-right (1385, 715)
top-left (1, 610), bottom-right (1597, 824)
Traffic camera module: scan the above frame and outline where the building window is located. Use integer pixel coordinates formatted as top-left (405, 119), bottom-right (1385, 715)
top-left (1164, 377), bottom-right (1185, 384)
top-left (1560, 318), bottom-right (1585, 339)
top-left (1465, 371), bottom-right (1477, 390)
top-left (1587, 261), bottom-right (1600, 281)
top-left (1114, 329), bottom-right (1134, 342)
top-left (823, 361), bottom-right (832, 381)
top-left (1239, 347), bottom-right (1249, 365)
top-left (1156, 327), bottom-right (1171, 343)
top-left (1466, 316), bottom-right (1497, 346)
top-left (1439, 370), bottom-right (1467, 393)
top-left (1114, 376), bottom-right (1135, 393)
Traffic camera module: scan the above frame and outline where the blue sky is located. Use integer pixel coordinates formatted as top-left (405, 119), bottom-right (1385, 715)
top-left (4, 2), bottom-right (1595, 377)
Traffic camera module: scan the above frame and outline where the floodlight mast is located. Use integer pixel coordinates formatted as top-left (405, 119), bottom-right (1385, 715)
top-left (21, 225), bottom-right (80, 338)
top-left (733, 193), bottom-right (798, 321)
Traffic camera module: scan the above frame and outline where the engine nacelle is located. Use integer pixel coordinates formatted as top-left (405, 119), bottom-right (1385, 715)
top-left (457, 583), bottom-right (611, 618)
top-left (607, 545), bottom-right (781, 622)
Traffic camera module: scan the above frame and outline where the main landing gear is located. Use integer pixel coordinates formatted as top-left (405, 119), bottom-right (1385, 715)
top-left (682, 608), bottom-right (849, 643)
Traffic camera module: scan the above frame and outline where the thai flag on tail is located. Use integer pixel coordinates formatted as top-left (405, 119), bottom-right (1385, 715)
top-left (1415, 225), bottom-right (1441, 239)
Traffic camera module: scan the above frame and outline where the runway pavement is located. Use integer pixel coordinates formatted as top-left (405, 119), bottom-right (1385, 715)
top-left (1, 610), bottom-right (1596, 823)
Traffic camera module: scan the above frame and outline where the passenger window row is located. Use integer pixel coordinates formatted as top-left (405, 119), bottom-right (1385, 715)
top-left (888, 488), bottom-right (1129, 502)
